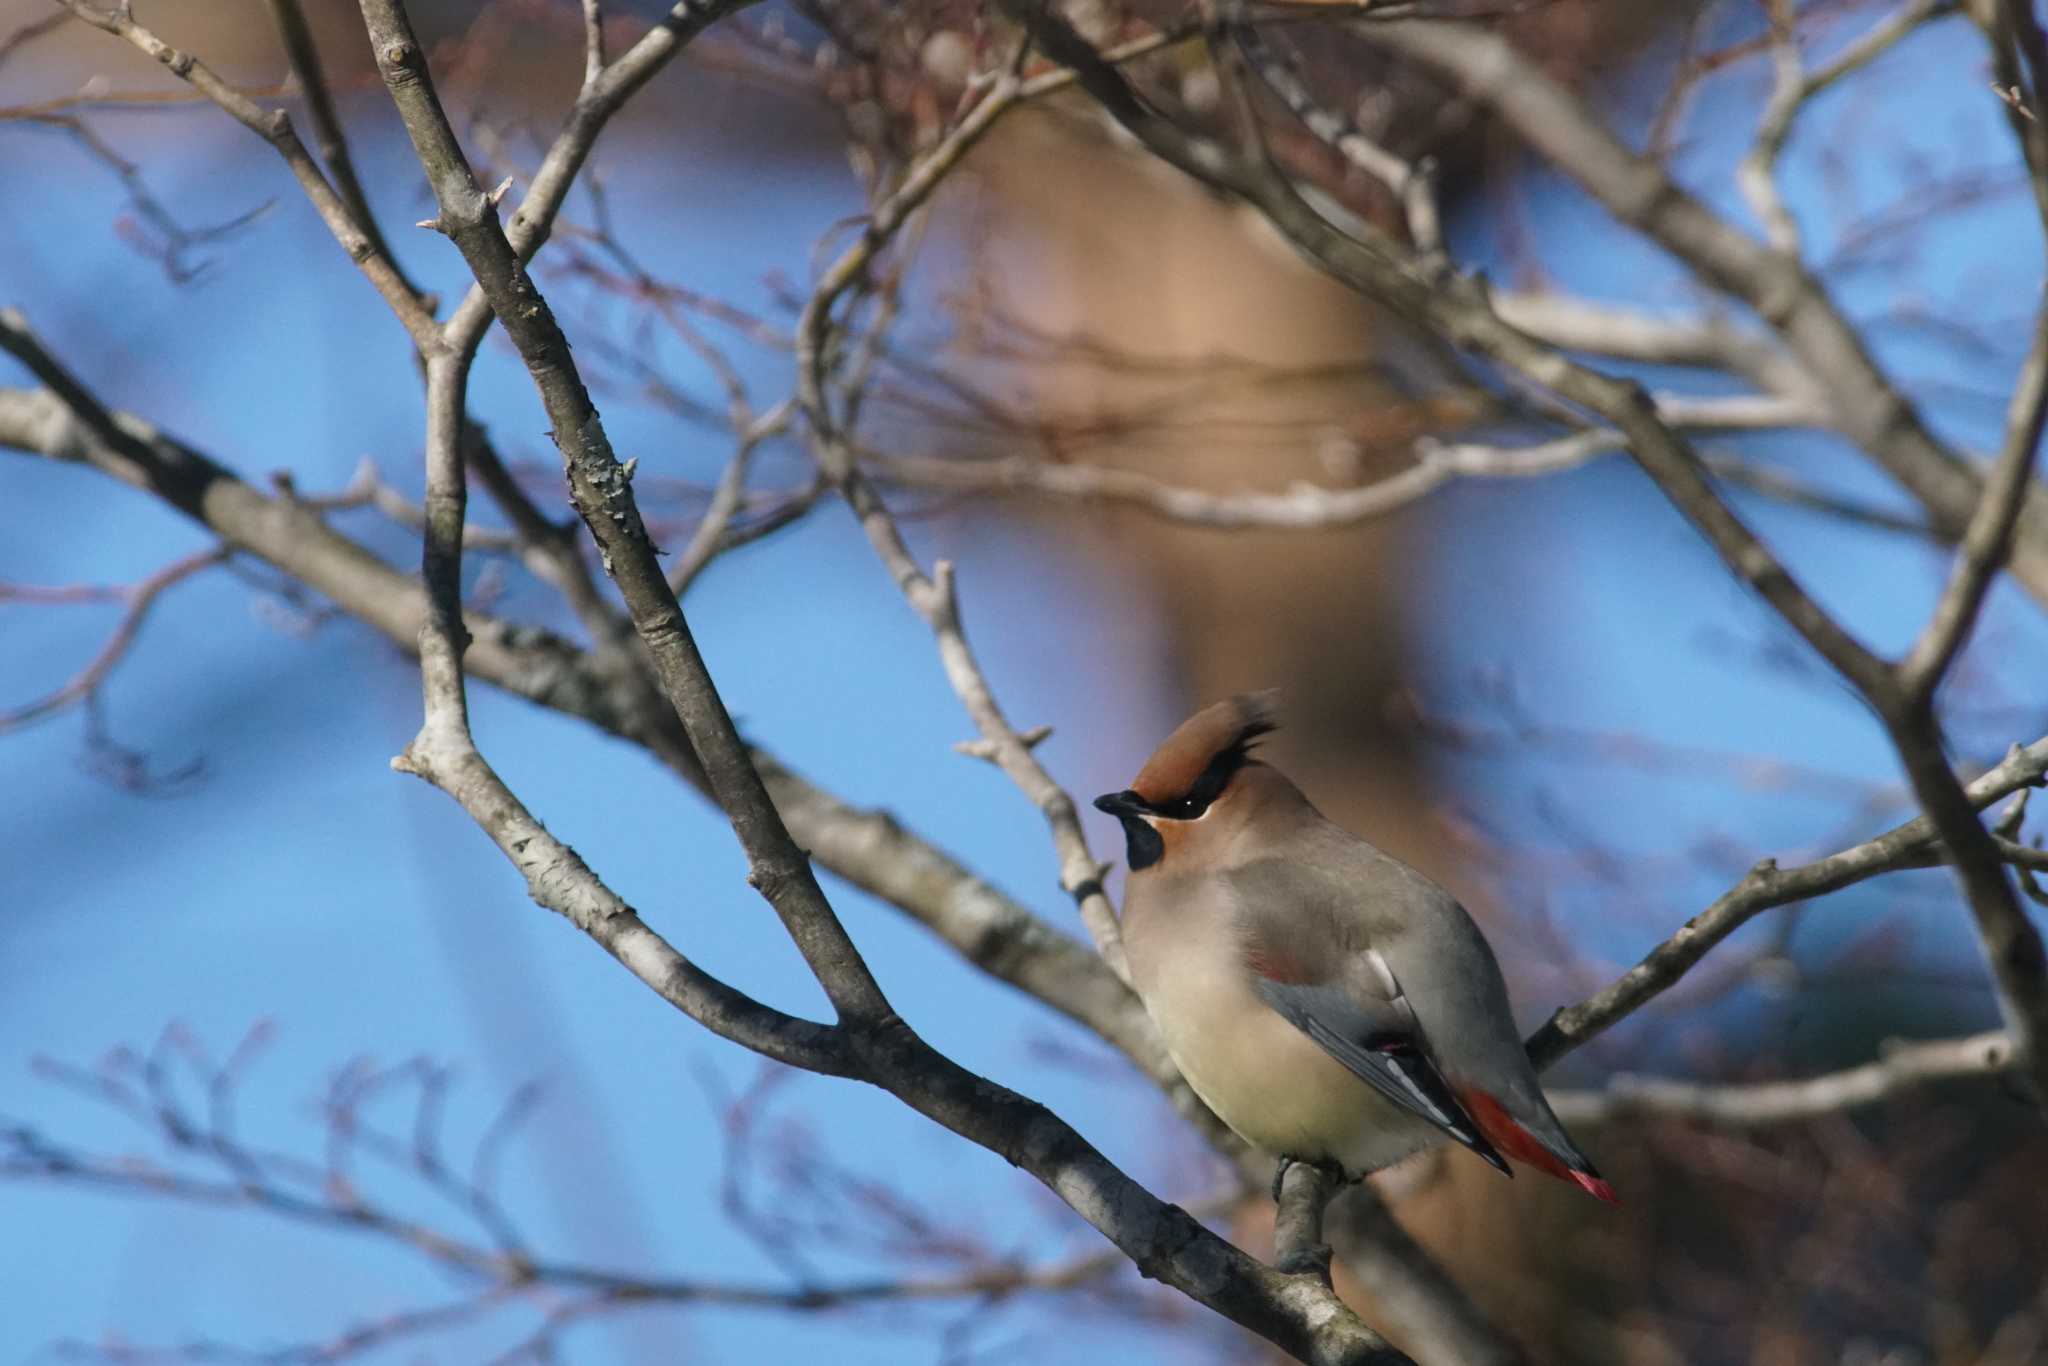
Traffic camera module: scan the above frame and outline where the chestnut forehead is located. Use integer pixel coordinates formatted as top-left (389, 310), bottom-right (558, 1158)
top-left (1131, 697), bottom-right (1271, 801)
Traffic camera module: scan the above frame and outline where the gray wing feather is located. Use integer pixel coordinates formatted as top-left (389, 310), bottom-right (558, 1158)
top-left (1226, 843), bottom-right (1531, 1078)
top-left (1228, 836), bottom-right (1596, 1171)
top-left (1252, 978), bottom-right (1509, 1172)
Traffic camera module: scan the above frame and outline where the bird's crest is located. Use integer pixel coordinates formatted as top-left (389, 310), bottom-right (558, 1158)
top-left (1130, 692), bottom-right (1279, 805)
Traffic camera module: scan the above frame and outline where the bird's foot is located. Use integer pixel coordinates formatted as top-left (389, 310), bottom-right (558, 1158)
top-left (1271, 1154), bottom-right (1347, 1202)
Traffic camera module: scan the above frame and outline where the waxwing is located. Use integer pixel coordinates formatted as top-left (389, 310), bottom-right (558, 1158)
top-left (1095, 693), bottom-right (1616, 1203)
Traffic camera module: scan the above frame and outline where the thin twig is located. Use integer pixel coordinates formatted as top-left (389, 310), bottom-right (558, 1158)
top-left (262, 0), bottom-right (419, 299)
top-left (1897, 288), bottom-right (2048, 700)
top-left (51, 0), bottom-right (438, 349)
top-left (798, 57), bottom-right (1139, 986)
top-left (1527, 732), bottom-right (2048, 1067)
top-left (0, 543), bottom-right (231, 731)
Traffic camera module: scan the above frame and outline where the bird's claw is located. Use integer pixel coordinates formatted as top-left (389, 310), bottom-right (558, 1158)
top-left (1271, 1155), bottom-right (1345, 1202)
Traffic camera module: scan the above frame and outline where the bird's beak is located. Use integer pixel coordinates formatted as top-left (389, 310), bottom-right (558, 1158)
top-left (1094, 789), bottom-right (1147, 818)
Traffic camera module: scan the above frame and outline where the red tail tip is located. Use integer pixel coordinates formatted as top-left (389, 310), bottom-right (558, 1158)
top-left (1571, 1170), bottom-right (1620, 1206)
top-left (1456, 1084), bottom-right (1622, 1207)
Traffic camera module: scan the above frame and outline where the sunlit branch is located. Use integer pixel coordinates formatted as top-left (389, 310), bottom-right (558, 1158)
top-left (350, 3), bottom-right (1411, 1357)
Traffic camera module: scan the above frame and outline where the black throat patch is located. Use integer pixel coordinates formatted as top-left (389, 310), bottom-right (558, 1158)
top-left (1114, 813), bottom-right (1165, 871)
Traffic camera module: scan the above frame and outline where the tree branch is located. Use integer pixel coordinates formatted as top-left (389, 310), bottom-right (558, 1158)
top-left (349, 6), bottom-right (1410, 1357)
top-left (0, 539), bottom-right (230, 732)
top-left (1549, 1030), bottom-right (2017, 1127)
top-left (795, 57), bottom-right (1135, 986)
top-left (1527, 734), bottom-right (2048, 1067)
top-left (438, 0), bottom-right (766, 359)
top-left (261, 0), bottom-right (419, 301)
top-left (862, 392), bottom-right (1822, 531)
top-left (1324, 1187), bottom-right (1527, 1366)
top-left (1273, 1161), bottom-right (1339, 1280)
top-left (50, 0), bottom-right (438, 350)
top-left (1351, 14), bottom-right (2048, 610)
top-left (1898, 308), bottom-right (2048, 700)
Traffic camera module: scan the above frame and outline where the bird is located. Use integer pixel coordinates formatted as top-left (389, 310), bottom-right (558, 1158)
top-left (1093, 692), bottom-right (1616, 1211)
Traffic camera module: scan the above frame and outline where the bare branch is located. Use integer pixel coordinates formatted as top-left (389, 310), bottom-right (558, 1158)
top-left (0, 542), bottom-right (229, 732)
top-left (439, 0), bottom-right (769, 359)
top-left (1898, 303), bottom-right (2048, 699)
top-left (1527, 733), bottom-right (2048, 1068)
top-left (0, 376), bottom-right (1184, 1108)
top-left (796, 58), bottom-right (1136, 986)
top-left (581, 0), bottom-right (607, 85)
top-left (0, 107), bottom-right (272, 282)
top-left (863, 392), bottom-right (1822, 530)
top-left (350, 8), bottom-right (1411, 1357)
top-left (1735, 0), bottom-right (1965, 261)
top-left (1736, 0), bottom-right (1809, 253)
top-left (1707, 455), bottom-right (1944, 540)
top-left (1550, 1030), bottom-right (2017, 1127)
top-left (359, 0), bottom-right (892, 1026)
top-left (669, 401), bottom-right (798, 594)
top-left (3, 1037), bottom-right (1214, 1364)
top-left (303, 457), bottom-right (524, 555)
top-left (1351, 14), bottom-right (2048, 610)
top-left (1273, 1161), bottom-right (1339, 1281)
top-left (1885, 725), bottom-right (2048, 1102)
top-left (0, 12), bottom-right (67, 70)
top-left (1490, 291), bottom-right (1813, 398)
top-left (51, 0), bottom-right (438, 349)
top-left (1232, 21), bottom-right (1443, 254)
top-left (1972, 0), bottom-right (2048, 234)
top-left (1874, 308), bottom-right (2048, 1108)
top-left (1324, 1188), bottom-right (1526, 1366)
top-left (1000, 0), bottom-right (1896, 697)
top-left (261, 0), bottom-right (418, 300)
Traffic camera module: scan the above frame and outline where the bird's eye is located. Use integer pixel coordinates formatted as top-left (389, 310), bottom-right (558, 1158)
top-left (1158, 797), bottom-right (1206, 820)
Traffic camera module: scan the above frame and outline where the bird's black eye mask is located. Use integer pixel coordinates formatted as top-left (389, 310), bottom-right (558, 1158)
top-left (1151, 745), bottom-right (1252, 820)
top-left (1093, 721), bottom-right (1274, 870)
top-left (1163, 719), bottom-right (1274, 817)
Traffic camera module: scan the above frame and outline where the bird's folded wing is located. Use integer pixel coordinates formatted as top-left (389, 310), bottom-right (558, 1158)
top-left (1228, 854), bottom-right (1513, 1171)
top-left (1251, 973), bottom-right (1510, 1174)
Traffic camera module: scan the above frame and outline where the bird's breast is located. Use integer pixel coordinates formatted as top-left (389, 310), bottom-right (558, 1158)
top-left (1124, 888), bottom-right (1445, 1175)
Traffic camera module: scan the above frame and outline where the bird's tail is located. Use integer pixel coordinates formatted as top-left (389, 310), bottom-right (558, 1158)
top-left (1456, 1085), bottom-right (1619, 1205)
